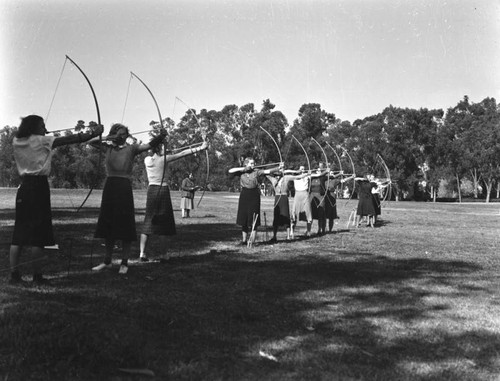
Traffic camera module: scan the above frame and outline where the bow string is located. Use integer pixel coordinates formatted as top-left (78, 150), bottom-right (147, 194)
top-left (311, 137), bottom-right (330, 205)
top-left (376, 153), bottom-right (392, 207)
top-left (259, 126), bottom-right (284, 208)
top-left (175, 97), bottom-right (210, 207)
top-left (64, 55), bottom-right (103, 213)
top-left (291, 135), bottom-right (311, 193)
top-left (338, 145), bottom-right (356, 206)
top-left (129, 72), bottom-right (167, 218)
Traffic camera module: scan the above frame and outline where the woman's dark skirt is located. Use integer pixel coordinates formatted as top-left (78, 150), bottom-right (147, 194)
top-left (237, 188), bottom-right (261, 228)
top-left (95, 177), bottom-right (137, 241)
top-left (11, 176), bottom-right (55, 247)
top-left (325, 192), bottom-right (338, 220)
top-left (273, 195), bottom-right (290, 228)
top-left (357, 196), bottom-right (376, 216)
top-left (372, 193), bottom-right (381, 216)
top-left (311, 192), bottom-right (326, 220)
top-left (142, 185), bottom-right (176, 236)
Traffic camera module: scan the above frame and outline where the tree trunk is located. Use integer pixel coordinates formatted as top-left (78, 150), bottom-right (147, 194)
top-left (485, 179), bottom-right (493, 203)
top-left (496, 181), bottom-right (500, 199)
top-left (456, 172), bottom-right (462, 203)
top-left (470, 168), bottom-right (479, 199)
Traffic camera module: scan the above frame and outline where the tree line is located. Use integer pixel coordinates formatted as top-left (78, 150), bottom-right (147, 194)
top-left (1, 95), bottom-right (499, 202)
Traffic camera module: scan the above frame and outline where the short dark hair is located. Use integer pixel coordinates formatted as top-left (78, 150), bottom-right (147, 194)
top-left (17, 115), bottom-right (44, 138)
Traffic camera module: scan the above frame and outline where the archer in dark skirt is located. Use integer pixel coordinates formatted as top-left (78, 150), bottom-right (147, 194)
top-left (229, 157), bottom-right (282, 246)
top-left (9, 114), bottom-right (102, 284)
top-left (310, 163), bottom-right (330, 236)
top-left (91, 123), bottom-right (165, 275)
top-left (325, 178), bottom-right (340, 232)
top-left (354, 175), bottom-right (378, 228)
top-left (139, 142), bottom-right (207, 261)
top-left (368, 174), bottom-right (391, 225)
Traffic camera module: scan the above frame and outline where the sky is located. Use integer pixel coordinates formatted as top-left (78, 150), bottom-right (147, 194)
top-left (1, 0), bottom-right (499, 135)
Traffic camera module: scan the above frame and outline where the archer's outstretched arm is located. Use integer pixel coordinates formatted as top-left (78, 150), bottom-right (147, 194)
top-left (53, 124), bottom-right (103, 148)
top-left (165, 141), bottom-right (208, 163)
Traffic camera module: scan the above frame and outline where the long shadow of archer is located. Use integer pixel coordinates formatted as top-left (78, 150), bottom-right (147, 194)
top-left (34, 249), bottom-right (500, 379)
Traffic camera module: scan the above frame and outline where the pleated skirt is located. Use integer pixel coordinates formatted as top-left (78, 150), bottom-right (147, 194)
top-left (142, 185), bottom-right (176, 236)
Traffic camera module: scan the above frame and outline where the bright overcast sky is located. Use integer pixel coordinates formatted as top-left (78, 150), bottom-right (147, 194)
top-left (1, 0), bottom-right (499, 135)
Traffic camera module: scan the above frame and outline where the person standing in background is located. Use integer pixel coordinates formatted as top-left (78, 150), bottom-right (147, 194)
top-left (180, 172), bottom-right (200, 218)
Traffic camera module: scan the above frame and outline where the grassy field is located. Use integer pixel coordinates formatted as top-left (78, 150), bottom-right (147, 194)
top-left (1, 188), bottom-right (500, 380)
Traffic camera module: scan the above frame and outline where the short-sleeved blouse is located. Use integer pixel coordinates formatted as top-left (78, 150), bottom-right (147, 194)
top-left (13, 135), bottom-right (56, 176)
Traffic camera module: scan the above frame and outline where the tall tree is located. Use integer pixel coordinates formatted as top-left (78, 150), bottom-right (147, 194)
top-left (461, 97), bottom-right (500, 201)
top-left (0, 126), bottom-right (19, 187)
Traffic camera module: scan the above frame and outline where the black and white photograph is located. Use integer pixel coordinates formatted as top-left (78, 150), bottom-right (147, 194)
top-left (1, 0), bottom-right (499, 379)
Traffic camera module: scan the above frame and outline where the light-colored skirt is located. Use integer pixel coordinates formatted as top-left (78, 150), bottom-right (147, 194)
top-left (180, 197), bottom-right (194, 210)
top-left (292, 190), bottom-right (312, 222)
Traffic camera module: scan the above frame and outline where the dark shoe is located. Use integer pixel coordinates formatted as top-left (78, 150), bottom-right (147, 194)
top-left (239, 241), bottom-right (247, 246)
top-left (140, 256), bottom-right (150, 262)
top-left (268, 238), bottom-right (277, 244)
top-left (32, 274), bottom-right (50, 285)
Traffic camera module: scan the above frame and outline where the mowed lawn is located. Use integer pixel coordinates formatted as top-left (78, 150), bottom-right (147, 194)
top-left (1, 188), bottom-right (500, 380)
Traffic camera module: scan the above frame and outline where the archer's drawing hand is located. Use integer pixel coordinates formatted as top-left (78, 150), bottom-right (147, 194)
top-left (91, 124), bottom-right (104, 137)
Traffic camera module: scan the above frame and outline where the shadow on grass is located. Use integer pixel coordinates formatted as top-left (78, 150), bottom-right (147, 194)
top-left (3, 244), bottom-right (499, 380)
top-left (2, 209), bottom-right (500, 380)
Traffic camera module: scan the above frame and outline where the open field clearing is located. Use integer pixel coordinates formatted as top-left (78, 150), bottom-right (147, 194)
top-left (1, 189), bottom-right (500, 380)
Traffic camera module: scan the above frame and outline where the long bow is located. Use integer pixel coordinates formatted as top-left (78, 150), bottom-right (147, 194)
top-left (338, 145), bottom-right (356, 206)
top-left (376, 153), bottom-right (392, 206)
top-left (311, 137), bottom-right (330, 205)
top-left (259, 126), bottom-right (283, 207)
top-left (64, 55), bottom-right (103, 213)
top-left (325, 142), bottom-right (343, 175)
top-left (175, 97), bottom-right (210, 207)
top-left (129, 72), bottom-right (167, 217)
top-left (130, 72), bottom-right (165, 131)
top-left (291, 135), bottom-right (311, 192)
